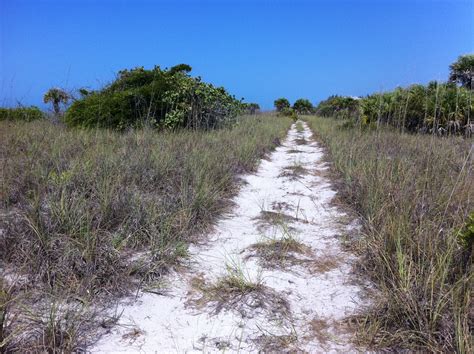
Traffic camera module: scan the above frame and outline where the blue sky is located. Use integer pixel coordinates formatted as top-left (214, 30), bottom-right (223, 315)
top-left (1, 0), bottom-right (472, 109)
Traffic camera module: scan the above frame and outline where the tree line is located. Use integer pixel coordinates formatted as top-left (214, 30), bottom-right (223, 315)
top-left (314, 54), bottom-right (473, 136)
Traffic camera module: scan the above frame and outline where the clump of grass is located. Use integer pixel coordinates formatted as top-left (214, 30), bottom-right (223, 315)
top-left (0, 114), bottom-right (292, 350)
top-left (190, 261), bottom-right (290, 318)
top-left (294, 137), bottom-right (307, 145)
top-left (254, 332), bottom-right (299, 352)
top-left (212, 262), bottom-right (262, 295)
top-left (247, 225), bottom-right (312, 269)
top-left (255, 210), bottom-right (301, 226)
top-left (280, 161), bottom-right (308, 179)
top-left (287, 149), bottom-right (303, 154)
top-left (2, 295), bottom-right (102, 352)
top-left (307, 116), bottom-right (473, 352)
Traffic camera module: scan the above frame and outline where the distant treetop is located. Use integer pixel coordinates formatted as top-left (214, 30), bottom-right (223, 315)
top-left (449, 54), bottom-right (474, 89)
top-left (274, 98), bottom-right (290, 112)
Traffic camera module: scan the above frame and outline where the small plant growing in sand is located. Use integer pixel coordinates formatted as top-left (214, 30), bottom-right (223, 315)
top-left (214, 260), bottom-right (263, 294)
top-left (280, 160), bottom-right (308, 179)
top-left (247, 221), bottom-right (311, 269)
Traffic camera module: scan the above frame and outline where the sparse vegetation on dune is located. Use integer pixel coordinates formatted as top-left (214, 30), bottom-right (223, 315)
top-left (306, 116), bottom-right (473, 352)
top-left (0, 114), bottom-right (291, 351)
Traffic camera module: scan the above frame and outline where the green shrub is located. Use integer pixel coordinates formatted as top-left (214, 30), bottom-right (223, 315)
top-left (274, 98), bottom-right (290, 112)
top-left (292, 98), bottom-right (314, 114)
top-left (0, 106), bottom-right (44, 122)
top-left (279, 107), bottom-right (298, 121)
top-left (64, 65), bottom-right (243, 130)
top-left (314, 95), bottom-right (360, 119)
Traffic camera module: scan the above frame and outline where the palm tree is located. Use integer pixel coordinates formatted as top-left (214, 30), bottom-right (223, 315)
top-left (274, 98), bottom-right (290, 112)
top-left (43, 88), bottom-right (70, 115)
top-left (449, 54), bottom-right (474, 90)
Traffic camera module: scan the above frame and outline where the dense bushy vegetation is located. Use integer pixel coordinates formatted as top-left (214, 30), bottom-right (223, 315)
top-left (0, 106), bottom-right (44, 122)
top-left (315, 55), bottom-right (474, 135)
top-left (315, 82), bottom-right (473, 135)
top-left (292, 98), bottom-right (314, 114)
top-left (0, 115), bottom-right (291, 351)
top-left (307, 117), bottom-right (473, 352)
top-left (64, 64), bottom-right (243, 130)
top-left (274, 97), bottom-right (314, 119)
top-left (314, 95), bottom-right (360, 119)
top-left (273, 98), bottom-right (290, 112)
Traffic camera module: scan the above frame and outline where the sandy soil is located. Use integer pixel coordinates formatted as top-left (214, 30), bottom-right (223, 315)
top-left (93, 122), bottom-right (367, 353)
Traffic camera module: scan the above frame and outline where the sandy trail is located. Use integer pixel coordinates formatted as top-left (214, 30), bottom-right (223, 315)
top-left (93, 122), bottom-right (366, 353)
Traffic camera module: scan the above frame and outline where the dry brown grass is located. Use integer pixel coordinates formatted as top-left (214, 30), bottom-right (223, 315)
top-left (0, 115), bottom-right (292, 351)
top-left (280, 163), bottom-right (309, 179)
top-left (254, 333), bottom-right (299, 352)
top-left (307, 116), bottom-right (473, 352)
top-left (246, 234), bottom-right (311, 269)
top-left (287, 149), bottom-right (303, 154)
top-left (294, 137), bottom-right (307, 145)
top-left (255, 210), bottom-right (302, 226)
top-left (189, 264), bottom-right (290, 319)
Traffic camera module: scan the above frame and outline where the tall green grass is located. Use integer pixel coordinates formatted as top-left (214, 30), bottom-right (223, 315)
top-left (0, 114), bottom-right (291, 351)
top-left (306, 116), bottom-right (473, 352)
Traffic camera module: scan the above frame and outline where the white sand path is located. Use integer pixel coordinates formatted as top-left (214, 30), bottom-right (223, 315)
top-left (93, 122), bottom-right (367, 353)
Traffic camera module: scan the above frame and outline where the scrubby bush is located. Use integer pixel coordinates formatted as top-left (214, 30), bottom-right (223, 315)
top-left (64, 65), bottom-right (243, 130)
top-left (0, 106), bottom-right (44, 122)
top-left (314, 95), bottom-right (360, 119)
top-left (279, 107), bottom-right (298, 121)
top-left (273, 98), bottom-right (290, 112)
top-left (292, 98), bottom-right (314, 114)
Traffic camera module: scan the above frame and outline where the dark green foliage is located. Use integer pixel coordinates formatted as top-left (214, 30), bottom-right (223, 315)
top-left (292, 98), bottom-right (314, 114)
top-left (314, 95), bottom-right (360, 119)
top-left (274, 98), bottom-right (290, 112)
top-left (315, 82), bottom-right (473, 135)
top-left (64, 65), bottom-right (243, 130)
top-left (0, 106), bottom-right (44, 122)
top-left (449, 54), bottom-right (474, 89)
top-left (78, 88), bottom-right (91, 97)
top-left (279, 107), bottom-right (298, 121)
